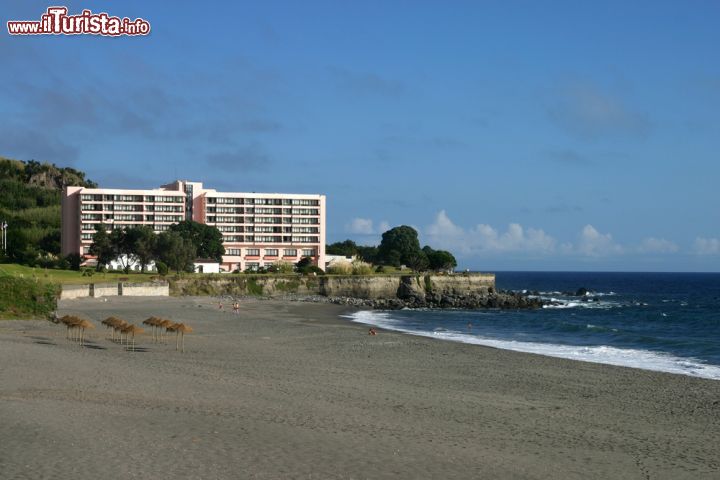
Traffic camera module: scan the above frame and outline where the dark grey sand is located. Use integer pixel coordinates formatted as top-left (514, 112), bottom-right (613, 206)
top-left (1, 297), bottom-right (719, 479)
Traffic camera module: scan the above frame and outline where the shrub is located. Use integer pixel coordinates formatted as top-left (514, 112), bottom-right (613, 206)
top-left (351, 260), bottom-right (374, 275)
top-left (155, 260), bottom-right (169, 276)
top-left (326, 261), bottom-right (352, 275)
top-left (65, 253), bottom-right (82, 270)
top-left (56, 257), bottom-right (70, 270)
top-left (375, 265), bottom-right (385, 273)
top-left (273, 260), bottom-right (295, 274)
top-left (301, 265), bottom-right (325, 276)
top-left (81, 268), bottom-right (94, 277)
top-left (296, 256), bottom-right (313, 270)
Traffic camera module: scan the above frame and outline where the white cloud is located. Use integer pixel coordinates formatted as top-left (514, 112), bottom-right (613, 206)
top-left (575, 225), bottom-right (623, 256)
top-left (425, 210), bottom-right (464, 237)
top-left (425, 210), bottom-right (556, 255)
top-left (639, 237), bottom-right (679, 254)
top-left (346, 218), bottom-right (374, 235)
top-left (353, 210), bottom-right (689, 262)
top-left (693, 237), bottom-right (720, 255)
top-left (346, 218), bottom-right (392, 235)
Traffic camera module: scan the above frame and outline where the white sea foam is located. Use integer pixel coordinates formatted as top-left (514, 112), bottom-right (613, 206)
top-left (342, 310), bottom-right (720, 381)
top-left (542, 299), bottom-right (616, 310)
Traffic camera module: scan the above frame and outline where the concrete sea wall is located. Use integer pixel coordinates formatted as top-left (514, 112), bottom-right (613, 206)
top-left (169, 273), bottom-right (496, 300)
top-left (59, 282), bottom-right (169, 300)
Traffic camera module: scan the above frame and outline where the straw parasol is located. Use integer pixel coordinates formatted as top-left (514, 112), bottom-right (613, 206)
top-left (142, 317), bottom-right (163, 343)
top-left (157, 319), bottom-right (173, 344)
top-left (175, 323), bottom-right (193, 353)
top-left (112, 319), bottom-right (129, 344)
top-left (59, 315), bottom-right (82, 341)
top-left (77, 319), bottom-right (94, 346)
top-left (102, 316), bottom-right (123, 340)
top-left (121, 324), bottom-right (144, 352)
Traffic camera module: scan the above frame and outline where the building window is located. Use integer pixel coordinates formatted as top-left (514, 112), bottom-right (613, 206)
top-left (283, 249), bottom-right (297, 256)
top-left (291, 217), bottom-right (319, 224)
top-left (291, 208), bottom-right (319, 215)
top-left (265, 249), bottom-right (278, 257)
top-left (293, 236), bottom-right (319, 243)
top-left (246, 249), bottom-right (260, 256)
top-left (302, 249), bottom-right (316, 256)
top-left (245, 262), bottom-right (260, 271)
top-left (227, 248), bottom-right (241, 256)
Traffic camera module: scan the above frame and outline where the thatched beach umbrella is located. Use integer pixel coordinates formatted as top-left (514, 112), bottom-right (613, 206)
top-left (142, 317), bottom-right (162, 343)
top-left (102, 316), bottom-right (123, 340)
top-left (174, 323), bottom-right (193, 353)
top-left (59, 315), bottom-right (82, 341)
top-left (112, 319), bottom-right (129, 344)
top-left (158, 319), bottom-right (173, 344)
top-left (77, 319), bottom-right (94, 346)
top-left (121, 324), bottom-right (144, 352)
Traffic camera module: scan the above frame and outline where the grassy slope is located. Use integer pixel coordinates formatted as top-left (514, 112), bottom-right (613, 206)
top-left (0, 264), bottom-right (159, 285)
top-left (0, 267), bottom-right (59, 319)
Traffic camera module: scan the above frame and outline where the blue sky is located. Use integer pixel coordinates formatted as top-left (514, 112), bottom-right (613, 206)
top-left (2, 1), bottom-right (719, 271)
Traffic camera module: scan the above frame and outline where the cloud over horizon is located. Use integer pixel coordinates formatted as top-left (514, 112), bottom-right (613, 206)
top-left (346, 218), bottom-right (390, 235)
top-left (693, 237), bottom-right (720, 255)
top-left (333, 211), bottom-right (703, 263)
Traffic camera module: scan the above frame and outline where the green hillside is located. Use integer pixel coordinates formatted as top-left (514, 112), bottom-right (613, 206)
top-left (0, 156), bottom-right (97, 266)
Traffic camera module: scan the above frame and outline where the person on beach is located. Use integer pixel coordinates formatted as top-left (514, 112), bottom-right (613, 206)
top-left (368, 328), bottom-right (377, 336)
top-left (219, 302), bottom-right (223, 310)
top-left (233, 302), bottom-right (239, 315)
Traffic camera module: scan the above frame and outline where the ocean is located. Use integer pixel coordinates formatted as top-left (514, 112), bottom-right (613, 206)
top-left (343, 272), bottom-right (720, 380)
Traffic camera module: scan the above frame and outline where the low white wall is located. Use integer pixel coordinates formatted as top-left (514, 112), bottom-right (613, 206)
top-left (59, 284), bottom-right (91, 300)
top-left (92, 283), bottom-right (119, 298)
top-left (60, 282), bottom-right (169, 299)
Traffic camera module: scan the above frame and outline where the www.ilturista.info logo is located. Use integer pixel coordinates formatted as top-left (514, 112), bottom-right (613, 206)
top-left (7, 6), bottom-right (151, 36)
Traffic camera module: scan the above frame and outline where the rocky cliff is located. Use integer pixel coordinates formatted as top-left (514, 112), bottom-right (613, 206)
top-left (169, 273), bottom-right (542, 310)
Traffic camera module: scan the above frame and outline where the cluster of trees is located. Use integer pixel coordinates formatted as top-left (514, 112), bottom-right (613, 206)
top-left (89, 220), bottom-right (225, 274)
top-left (0, 157), bottom-right (96, 267)
top-left (327, 225), bottom-right (457, 272)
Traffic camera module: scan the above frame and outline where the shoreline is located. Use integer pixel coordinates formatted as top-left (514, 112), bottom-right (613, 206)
top-left (1, 296), bottom-right (719, 478)
top-left (341, 309), bottom-right (720, 381)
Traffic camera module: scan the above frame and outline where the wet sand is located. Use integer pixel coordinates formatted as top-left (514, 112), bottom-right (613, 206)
top-left (1, 296), bottom-right (718, 479)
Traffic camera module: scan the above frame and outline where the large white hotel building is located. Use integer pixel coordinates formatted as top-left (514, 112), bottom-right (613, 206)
top-left (61, 180), bottom-right (326, 272)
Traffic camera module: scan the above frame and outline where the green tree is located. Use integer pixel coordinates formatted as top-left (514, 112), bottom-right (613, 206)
top-left (326, 240), bottom-right (358, 256)
top-left (130, 226), bottom-right (157, 272)
top-left (65, 253), bottom-right (82, 271)
top-left (156, 231), bottom-right (196, 273)
top-left (405, 250), bottom-right (429, 272)
top-left (169, 220), bottom-right (224, 261)
top-left (39, 230), bottom-right (61, 255)
top-left (109, 227), bottom-right (136, 273)
top-left (377, 225), bottom-right (423, 267)
top-left (296, 256), bottom-right (313, 271)
top-left (356, 245), bottom-right (379, 264)
top-left (423, 246), bottom-right (457, 272)
top-left (88, 225), bottom-right (115, 271)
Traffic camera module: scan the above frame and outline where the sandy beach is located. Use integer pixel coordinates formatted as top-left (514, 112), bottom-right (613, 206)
top-left (1, 297), bottom-right (718, 479)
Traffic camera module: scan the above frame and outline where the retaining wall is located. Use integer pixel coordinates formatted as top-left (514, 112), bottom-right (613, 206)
top-left (60, 281), bottom-right (169, 299)
top-left (59, 284), bottom-right (91, 300)
top-left (170, 273), bottom-right (495, 300)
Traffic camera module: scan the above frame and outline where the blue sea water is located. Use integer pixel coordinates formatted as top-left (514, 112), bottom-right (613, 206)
top-left (343, 272), bottom-right (720, 380)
